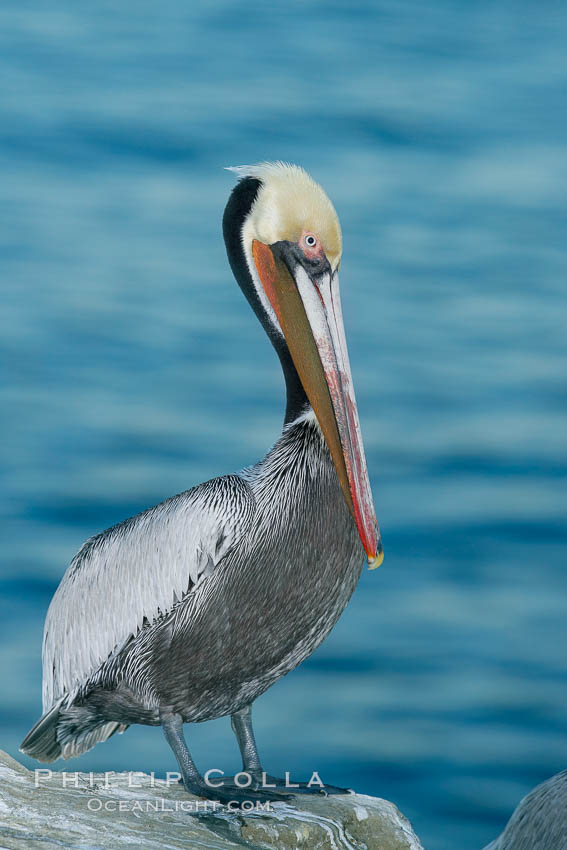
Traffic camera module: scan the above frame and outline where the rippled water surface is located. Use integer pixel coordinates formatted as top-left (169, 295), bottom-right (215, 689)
top-left (1, 2), bottom-right (566, 848)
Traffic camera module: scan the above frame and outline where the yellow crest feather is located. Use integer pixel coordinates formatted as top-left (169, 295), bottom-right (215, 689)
top-left (229, 162), bottom-right (342, 270)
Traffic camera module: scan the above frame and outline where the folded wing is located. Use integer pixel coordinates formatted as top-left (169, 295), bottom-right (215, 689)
top-left (42, 474), bottom-right (255, 711)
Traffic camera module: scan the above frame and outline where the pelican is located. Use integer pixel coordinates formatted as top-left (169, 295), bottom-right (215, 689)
top-left (484, 770), bottom-right (567, 850)
top-left (21, 162), bottom-right (383, 802)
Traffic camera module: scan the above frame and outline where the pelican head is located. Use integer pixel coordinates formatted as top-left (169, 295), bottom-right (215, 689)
top-left (223, 162), bottom-right (382, 567)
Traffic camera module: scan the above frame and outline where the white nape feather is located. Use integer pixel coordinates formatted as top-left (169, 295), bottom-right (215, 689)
top-left (287, 407), bottom-right (321, 432)
top-left (42, 476), bottom-right (254, 712)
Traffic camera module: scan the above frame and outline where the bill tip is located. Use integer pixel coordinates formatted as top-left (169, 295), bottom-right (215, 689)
top-left (368, 548), bottom-right (384, 569)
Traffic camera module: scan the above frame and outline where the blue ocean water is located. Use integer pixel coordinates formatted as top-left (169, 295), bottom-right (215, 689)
top-left (1, 1), bottom-right (566, 847)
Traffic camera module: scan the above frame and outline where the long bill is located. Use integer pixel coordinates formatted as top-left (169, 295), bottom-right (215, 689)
top-left (252, 239), bottom-right (383, 567)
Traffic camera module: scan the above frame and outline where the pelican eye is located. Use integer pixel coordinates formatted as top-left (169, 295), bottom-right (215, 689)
top-left (304, 234), bottom-right (317, 248)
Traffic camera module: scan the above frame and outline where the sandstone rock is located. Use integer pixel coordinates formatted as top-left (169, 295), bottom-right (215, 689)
top-left (0, 749), bottom-right (423, 850)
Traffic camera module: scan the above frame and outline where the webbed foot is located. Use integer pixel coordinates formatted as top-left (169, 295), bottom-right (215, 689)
top-left (261, 774), bottom-right (351, 796)
top-left (222, 772), bottom-right (350, 796)
top-left (179, 776), bottom-right (293, 807)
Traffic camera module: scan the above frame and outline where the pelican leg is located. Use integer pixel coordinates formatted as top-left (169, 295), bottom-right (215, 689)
top-left (162, 709), bottom-right (291, 805)
top-left (161, 711), bottom-right (207, 796)
top-left (228, 704), bottom-right (348, 796)
top-left (231, 704), bottom-right (262, 777)
top-left (221, 704), bottom-right (292, 799)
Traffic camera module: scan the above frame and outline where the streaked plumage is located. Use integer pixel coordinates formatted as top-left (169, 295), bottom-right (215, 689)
top-left (22, 163), bottom-right (382, 798)
top-left (484, 771), bottom-right (567, 850)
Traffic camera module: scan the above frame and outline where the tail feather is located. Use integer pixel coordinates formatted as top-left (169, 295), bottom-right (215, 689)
top-left (21, 700), bottom-right (128, 763)
top-left (20, 700), bottom-right (64, 762)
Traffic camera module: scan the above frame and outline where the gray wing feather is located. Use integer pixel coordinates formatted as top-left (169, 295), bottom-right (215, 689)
top-left (42, 475), bottom-right (255, 711)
